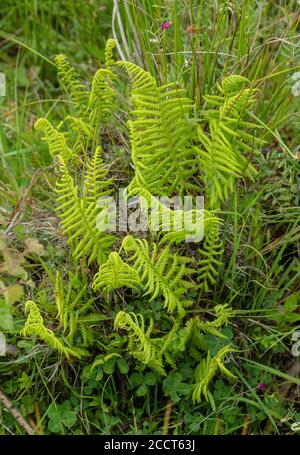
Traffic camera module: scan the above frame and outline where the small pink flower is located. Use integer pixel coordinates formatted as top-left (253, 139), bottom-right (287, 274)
top-left (162, 21), bottom-right (172, 30)
top-left (257, 383), bottom-right (266, 393)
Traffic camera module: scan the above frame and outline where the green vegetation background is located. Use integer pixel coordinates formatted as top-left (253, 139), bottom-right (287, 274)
top-left (0, 0), bottom-right (299, 435)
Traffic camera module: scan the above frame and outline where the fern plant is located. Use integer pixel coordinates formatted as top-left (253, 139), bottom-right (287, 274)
top-left (34, 118), bottom-right (76, 162)
top-left (36, 40), bottom-right (117, 162)
top-left (30, 40), bottom-right (264, 408)
top-left (21, 300), bottom-right (87, 359)
top-left (21, 270), bottom-right (109, 358)
top-left (114, 304), bottom-right (237, 402)
top-left (114, 311), bottom-right (166, 375)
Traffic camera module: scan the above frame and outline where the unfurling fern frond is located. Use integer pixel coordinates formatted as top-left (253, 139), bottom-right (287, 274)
top-left (54, 54), bottom-right (89, 115)
top-left (218, 75), bottom-right (249, 95)
top-left (115, 61), bottom-right (197, 197)
top-left (55, 156), bottom-right (115, 265)
top-left (114, 311), bottom-right (165, 375)
top-left (21, 300), bottom-right (87, 358)
top-left (92, 252), bottom-right (140, 292)
top-left (34, 118), bottom-right (75, 161)
top-left (105, 38), bottom-right (116, 69)
top-left (197, 223), bottom-right (224, 293)
top-left (121, 235), bottom-right (194, 315)
top-left (192, 345), bottom-right (237, 407)
top-left (196, 75), bottom-right (261, 209)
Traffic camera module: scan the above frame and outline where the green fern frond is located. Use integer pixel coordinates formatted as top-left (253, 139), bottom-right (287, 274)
top-left (55, 155), bottom-right (115, 265)
top-left (197, 75), bottom-right (261, 208)
top-left (77, 313), bottom-right (107, 323)
top-left (34, 118), bottom-right (75, 161)
top-left (88, 68), bottom-right (115, 129)
top-left (116, 61), bottom-right (197, 197)
top-left (197, 223), bottom-right (224, 292)
top-left (92, 251), bottom-right (140, 292)
top-left (192, 345), bottom-right (237, 407)
top-left (84, 146), bottom-right (113, 204)
top-left (85, 40), bottom-right (116, 138)
top-left (121, 235), bottom-right (194, 315)
top-left (54, 54), bottom-right (89, 114)
top-left (21, 300), bottom-right (86, 359)
top-left (114, 311), bottom-right (165, 375)
top-left (55, 270), bottom-right (92, 332)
